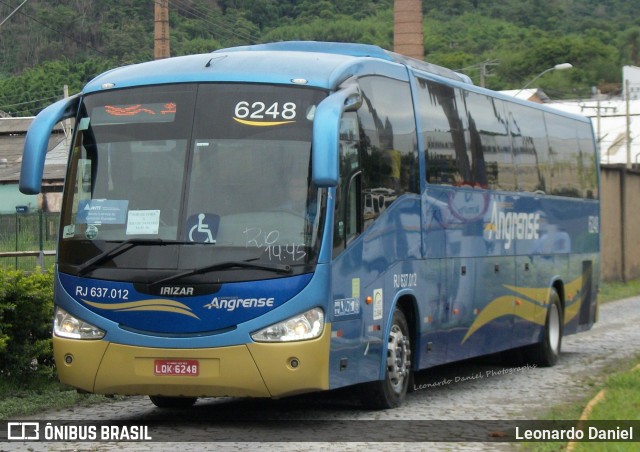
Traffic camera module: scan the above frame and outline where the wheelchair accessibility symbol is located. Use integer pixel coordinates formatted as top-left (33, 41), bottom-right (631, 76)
top-left (186, 213), bottom-right (219, 243)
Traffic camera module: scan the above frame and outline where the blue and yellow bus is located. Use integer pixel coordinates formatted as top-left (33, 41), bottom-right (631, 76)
top-left (20, 41), bottom-right (599, 409)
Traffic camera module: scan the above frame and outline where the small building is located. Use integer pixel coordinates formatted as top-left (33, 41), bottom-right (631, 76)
top-left (502, 66), bottom-right (640, 167)
top-left (499, 88), bottom-right (551, 104)
top-left (0, 117), bottom-right (67, 213)
top-left (545, 97), bottom-right (640, 166)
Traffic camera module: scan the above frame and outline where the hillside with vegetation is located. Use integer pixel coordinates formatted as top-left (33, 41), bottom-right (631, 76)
top-left (1, 0), bottom-right (639, 116)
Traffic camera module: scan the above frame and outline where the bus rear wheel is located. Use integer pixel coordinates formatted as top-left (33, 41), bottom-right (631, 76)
top-left (149, 395), bottom-right (197, 408)
top-left (526, 288), bottom-right (563, 367)
top-left (361, 307), bottom-right (412, 409)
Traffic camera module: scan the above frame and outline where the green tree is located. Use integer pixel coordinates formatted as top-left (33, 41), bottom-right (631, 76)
top-left (0, 58), bottom-right (112, 116)
top-left (620, 27), bottom-right (640, 66)
top-left (0, 0), bottom-right (637, 108)
top-left (0, 269), bottom-right (54, 377)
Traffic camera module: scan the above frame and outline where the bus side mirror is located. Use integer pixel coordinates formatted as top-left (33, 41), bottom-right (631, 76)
top-left (20, 95), bottom-right (80, 194)
top-left (312, 85), bottom-right (360, 188)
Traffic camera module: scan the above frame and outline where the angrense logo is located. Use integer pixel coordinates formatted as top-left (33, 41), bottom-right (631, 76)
top-left (486, 204), bottom-right (540, 250)
top-left (203, 296), bottom-right (275, 312)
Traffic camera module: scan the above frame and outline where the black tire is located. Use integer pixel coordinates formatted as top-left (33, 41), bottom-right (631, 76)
top-left (360, 307), bottom-right (412, 409)
top-left (525, 288), bottom-right (563, 367)
top-left (149, 395), bottom-right (197, 408)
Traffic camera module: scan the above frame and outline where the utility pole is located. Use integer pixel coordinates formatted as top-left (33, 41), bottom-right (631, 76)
top-left (626, 80), bottom-right (632, 169)
top-left (154, 0), bottom-right (170, 60)
top-left (394, 0), bottom-right (424, 60)
top-left (596, 89), bottom-right (601, 162)
top-left (63, 85), bottom-right (71, 146)
top-left (479, 60), bottom-right (499, 88)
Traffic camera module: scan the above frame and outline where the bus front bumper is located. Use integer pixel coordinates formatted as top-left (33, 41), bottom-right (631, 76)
top-left (53, 327), bottom-right (330, 398)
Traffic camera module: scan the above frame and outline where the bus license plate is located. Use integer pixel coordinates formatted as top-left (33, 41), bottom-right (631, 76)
top-left (154, 359), bottom-right (199, 376)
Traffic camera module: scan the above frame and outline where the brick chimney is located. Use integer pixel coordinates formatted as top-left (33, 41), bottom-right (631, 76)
top-left (394, 0), bottom-right (424, 60)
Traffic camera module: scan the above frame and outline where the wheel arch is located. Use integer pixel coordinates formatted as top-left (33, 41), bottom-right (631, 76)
top-left (362, 291), bottom-right (416, 408)
top-left (551, 278), bottom-right (566, 320)
top-left (387, 292), bottom-right (419, 372)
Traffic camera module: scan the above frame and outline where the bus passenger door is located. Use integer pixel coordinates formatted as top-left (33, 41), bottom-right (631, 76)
top-left (329, 112), bottom-right (376, 389)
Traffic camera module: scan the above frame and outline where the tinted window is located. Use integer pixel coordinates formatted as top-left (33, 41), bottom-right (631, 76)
top-left (465, 92), bottom-right (515, 190)
top-left (416, 78), bottom-right (472, 186)
top-left (576, 121), bottom-right (599, 199)
top-left (357, 76), bottom-right (419, 227)
top-left (416, 77), bottom-right (597, 199)
top-left (334, 112), bottom-right (361, 255)
top-left (59, 83), bottom-right (328, 278)
top-left (507, 102), bottom-right (550, 193)
top-left (545, 113), bottom-right (582, 197)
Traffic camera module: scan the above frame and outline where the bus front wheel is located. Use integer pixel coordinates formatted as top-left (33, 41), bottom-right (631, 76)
top-left (360, 307), bottom-right (412, 409)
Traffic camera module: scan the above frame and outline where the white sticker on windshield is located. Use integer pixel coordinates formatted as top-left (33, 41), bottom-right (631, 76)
top-left (79, 117), bottom-right (91, 130)
top-left (63, 224), bottom-right (75, 238)
top-left (77, 199), bottom-right (128, 224)
top-left (126, 210), bottom-right (160, 235)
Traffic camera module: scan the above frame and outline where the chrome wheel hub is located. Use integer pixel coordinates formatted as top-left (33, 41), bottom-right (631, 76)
top-left (387, 324), bottom-right (411, 393)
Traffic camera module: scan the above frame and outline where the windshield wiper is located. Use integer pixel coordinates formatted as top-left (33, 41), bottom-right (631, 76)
top-left (149, 259), bottom-right (292, 288)
top-left (77, 238), bottom-right (170, 276)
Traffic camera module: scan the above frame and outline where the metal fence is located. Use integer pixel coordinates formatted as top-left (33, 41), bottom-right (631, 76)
top-left (600, 165), bottom-right (640, 282)
top-left (0, 211), bottom-right (59, 271)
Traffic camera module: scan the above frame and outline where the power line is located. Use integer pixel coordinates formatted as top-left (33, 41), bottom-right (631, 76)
top-left (0, 94), bottom-right (60, 111)
top-left (168, 0), bottom-right (257, 44)
top-left (169, 0), bottom-right (254, 43)
top-left (170, 0), bottom-right (220, 21)
top-left (0, 88), bottom-right (62, 104)
top-left (0, 0), bottom-right (261, 116)
top-left (0, 0), bottom-right (108, 57)
top-left (453, 59), bottom-right (499, 87)
top-left (1, 0), bottom-right (257, 68)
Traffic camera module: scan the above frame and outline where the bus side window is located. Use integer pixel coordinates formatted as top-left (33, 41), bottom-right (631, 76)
top-left (465, 93), bottom-right (515, 191)
top-left (345, 172), bottom-right (361, 245)
top-left (416, 78), bottom-right (469, 186)
top-left (544, 113), bottom-right (583, 198)
top-left (356, 76), bottom-right (419, 222)
top-left (507, 103), bottom-right (549, 193)
top-left (333, 113), bottom-right (361, 256)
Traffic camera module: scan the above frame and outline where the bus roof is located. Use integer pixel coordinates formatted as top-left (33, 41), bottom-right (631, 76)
top-left (83, 41), bottom-right (469, 94)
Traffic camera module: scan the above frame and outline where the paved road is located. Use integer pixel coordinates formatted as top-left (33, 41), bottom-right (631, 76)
top-left (4, 295), bottom-right (640, 451)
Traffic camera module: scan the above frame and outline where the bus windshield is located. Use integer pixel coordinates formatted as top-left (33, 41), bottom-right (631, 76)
top-left (58, 83), bottom-right (328, 281)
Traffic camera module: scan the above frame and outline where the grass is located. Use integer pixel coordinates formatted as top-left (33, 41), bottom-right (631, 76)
top-left (598, 278), bottom-right (640, 303)
top-left (0, 374), bottom-right (118, 419)
top-left (522, 279), bottom-right (640, 451)
top-left (523, 355), bottom-right (640, 452)
top-left (588, 364), bottom-right (640, 419)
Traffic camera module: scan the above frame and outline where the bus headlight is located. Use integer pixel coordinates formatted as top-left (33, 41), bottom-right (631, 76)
top-left (54, 307), bottom-right (105, 339)
top-left (251, 308), bottom-right (324, 342)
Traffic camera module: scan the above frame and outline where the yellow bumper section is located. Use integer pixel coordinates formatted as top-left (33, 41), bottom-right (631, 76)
top-left (53, 325), bottom-right (330, 399)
